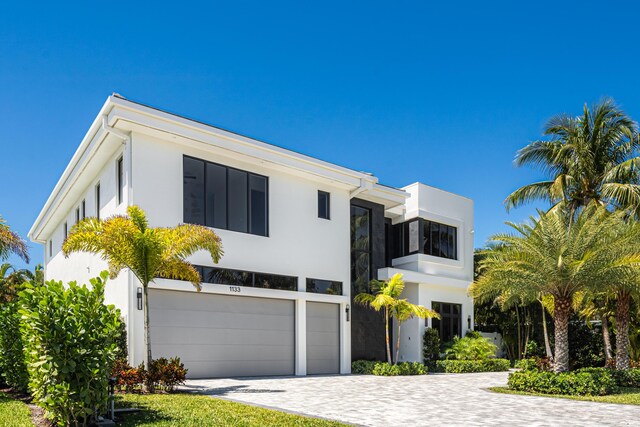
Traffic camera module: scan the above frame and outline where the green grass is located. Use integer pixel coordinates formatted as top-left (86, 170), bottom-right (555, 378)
top-left (0, 391), bottom-right (32, 427)
top-left (115, 393), bottom-right (347, 426)
top-left (489, 386), bottom-right (640, 405)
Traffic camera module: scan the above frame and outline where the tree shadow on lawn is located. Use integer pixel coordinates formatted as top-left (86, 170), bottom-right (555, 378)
top-left (183, 384), bottom-right (286, 396)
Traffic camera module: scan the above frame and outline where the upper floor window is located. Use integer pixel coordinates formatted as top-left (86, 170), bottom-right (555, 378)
top-left (116, 156), bottom-right (124, 205)
top-left (49, 240), bottom-right (52, 257)
top-left (81, 200), bottom-right (86, 219)
top-left (63, 222), bottom-right (68, 238)
top-left (392, 218), bottom-right (458, 260)
top-left (318, 191), bottom-right (330, 220)
top-left (183, 156), bottom-right (268, 236)
top-left (95, 183), bottom-right (101, 220)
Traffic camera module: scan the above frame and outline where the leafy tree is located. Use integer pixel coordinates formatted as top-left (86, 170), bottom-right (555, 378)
top-left (355, 273), bottom-right (437, 365)
top-left (0, 215), bottom-right (29, 262)
top-left (504, 98), bottom-right (640, 215)
top-left (62, 205), bottom-right (223, 368)
top-left (472, 207), bottom-right (640, 372)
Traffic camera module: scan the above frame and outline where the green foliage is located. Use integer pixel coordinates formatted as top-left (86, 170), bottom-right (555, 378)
top-left (611, 368), bottom-right (640, 388)
top-left (444, 335), bottom-right (497, 361)
top-left (435, 359), bottom-right (510, 373)
top-left (111, 357), bottom-right (188, 393)
top-left (351, 360), bottom-right (428, 376)
top-left (514, 358), bottom-right (538, 371)
top-left (19, 272), bottom-right (122, 426)
top-left (423, 327), bottom-right (441, 366)
top-left (115, 318), bottom-right (128, 361)
top-left (507, 369), bottom-right (618, 396)
top-left (0, 301), bottom-right (28, 391)
top-left (568, 319), bottom-right (605, 369)
top-left (0, 215), bottom-right (29, 263)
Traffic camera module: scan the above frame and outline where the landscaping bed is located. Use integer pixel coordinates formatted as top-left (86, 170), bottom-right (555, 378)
top-left (490, 386), bottom-right (640, 406)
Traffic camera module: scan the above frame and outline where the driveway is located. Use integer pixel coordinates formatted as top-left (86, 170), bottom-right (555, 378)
top-left (182, 371), bottom-right (639, 426)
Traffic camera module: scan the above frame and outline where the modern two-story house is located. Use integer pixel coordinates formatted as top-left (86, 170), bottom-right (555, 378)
top-left (29, 95), bottom-right (474, 378)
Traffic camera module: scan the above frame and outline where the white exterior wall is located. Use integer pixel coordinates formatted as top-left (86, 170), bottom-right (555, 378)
top-left (129, 132), bottom-right (352, 373)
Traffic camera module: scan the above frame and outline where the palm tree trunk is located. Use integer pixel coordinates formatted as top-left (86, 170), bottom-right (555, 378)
top-left (515, 305), bottom-right (522, 359)
top-left (615, 291), bottom-right (631, 370)
top-left (143, 283), bottom-right (152, 369)
top-left (553, 296), bottom-right (571, 372)
top-left (384, 306), bottom-right (392, 365)
top-left (601, 315), bottom-right (613, 363)
top-left (395, 323), bottom-right (401, 365)
top-left (541, 301), bottom-right (553, 359)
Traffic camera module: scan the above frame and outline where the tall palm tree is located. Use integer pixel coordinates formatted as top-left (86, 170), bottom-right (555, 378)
top-left (471, 207), bottom-right (640, 372)
top-left (0, 215), bottom-right (29, 263)
top-left (355, 273), bottom-right (437, 365)
top-left (63, 205), bottom-right (223, 368)
top-left (505, 99), bottom-right (640, 215)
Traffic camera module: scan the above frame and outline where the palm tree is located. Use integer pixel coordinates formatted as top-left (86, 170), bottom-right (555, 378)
top-left (63, 205), bottom-right (223, 368)
top-left (472, 207), bottom-right (640, 372)
top-left (0, 215), bottom-right (29, 263)
top-left (505, 98), bottom-right (640, 215)
top-left (355, 273), bottom-right (437, 365)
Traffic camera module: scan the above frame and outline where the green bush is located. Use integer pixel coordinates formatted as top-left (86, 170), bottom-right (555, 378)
top-left (514, 358), bottom-right (538, 371)
top-left (115, 318), bottom-right (128, 361)
top-left (0, 301), bottom-right (28, 391)
top-left (351, 360), bottom-right (427, 376)
top-left (444, 334), bottom-right (497, 360)
top-left (19, 273), bottom-right (122, 426)
top-left (423, 328), bottom-right (441, 367)
top-left (611, 368), bottom-right (640, 388)
top-left (507, 369), bottom-right (617, 396)
top-left (436, 359), bottom-right (510, 373)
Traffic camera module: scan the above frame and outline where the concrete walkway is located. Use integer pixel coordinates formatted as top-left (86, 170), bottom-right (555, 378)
top-left (182, 371), bottom-right (639, 426)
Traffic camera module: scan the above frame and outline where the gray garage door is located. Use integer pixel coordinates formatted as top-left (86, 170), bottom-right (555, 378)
top-left (306, 302), bottom-right (340, 375)
top-left (149, 289), bottom-right (295, 378)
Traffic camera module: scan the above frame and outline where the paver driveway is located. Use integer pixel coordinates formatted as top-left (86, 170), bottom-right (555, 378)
top-left (182, 371), bottom-right (639, 426)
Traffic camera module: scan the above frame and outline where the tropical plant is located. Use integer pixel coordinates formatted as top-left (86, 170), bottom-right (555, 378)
top-left (472, 206), bottom-right (640, 372)
top-left (62, 205), bottom-right (223, 369)
top-left (423, 327), bottom-right (441, 366)
top-left (0, 300), bottom-right (28, 391)
top-left (355, 273), bottom-right (438, 364)
top-left (0, 215), bottom-right (29, 263)
top-left (0, 263), bottom-right (42, 303)
top-left (444, 333), bottom-right (497, 361)
top-left (504, 98), bottom-right (640, 216)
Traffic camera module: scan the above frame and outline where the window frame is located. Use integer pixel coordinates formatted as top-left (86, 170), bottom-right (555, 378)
top-left (430, 301), bottom-right (462, 342)
top-left (116, 156), bottom-right (124, 205)
top-left (81, 200), bottom-right (86, 220)
top-left (63, 222), bottom-right (68, 238)
top-left (75, 207), bottom-right (80, 224)
top-left (95, 183), bottom-right (101, 220)
top-left (317, 190), bottom-right (331, 220)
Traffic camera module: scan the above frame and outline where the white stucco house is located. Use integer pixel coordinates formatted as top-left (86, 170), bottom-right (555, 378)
top-left (29, 94), bottom-right (474, 378)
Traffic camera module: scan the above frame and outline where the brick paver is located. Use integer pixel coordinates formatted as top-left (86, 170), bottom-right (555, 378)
top-left (182, 371), bottom-right (639, 426)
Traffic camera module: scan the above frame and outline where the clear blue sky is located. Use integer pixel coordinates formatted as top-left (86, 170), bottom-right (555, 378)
top-left (2, 1), bottom-right (640, 270)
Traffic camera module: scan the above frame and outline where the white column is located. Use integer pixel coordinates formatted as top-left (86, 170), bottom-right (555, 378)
top-left (295, 298), bottom-right (307, 376)
top-left (340, 302), bottom-right (351, 373)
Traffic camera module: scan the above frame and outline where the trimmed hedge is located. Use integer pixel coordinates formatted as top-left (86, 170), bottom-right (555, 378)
top-left (0, 301), bottom-right (29, 391)
top-left (507, 369), bottom-right (618, 396)
top-left (514, 358), bottom-right (538, 371)
top-left (436, 359), bottom-right (510, 373)
top-left (351, 360), bottom-right (427, 376)
top-left (612, 368), bottom-right (640, 388)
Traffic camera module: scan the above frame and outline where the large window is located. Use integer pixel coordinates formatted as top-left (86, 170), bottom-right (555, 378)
top-left (430, 302), bottom-right (462, 342)
top-left (392, 218), bottom-right (457, 260)
top-left (183, 156), bottom-right (268, 236)
top-left (306, 278), bottom-right (342, 295)
top-left (195, 265), bottom-right (296, 291)
top-left (351, 205), bottom-right (371, 295)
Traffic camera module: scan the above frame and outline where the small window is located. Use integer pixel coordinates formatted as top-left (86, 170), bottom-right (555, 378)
top-left (81, 200), bottom-right (86, 219)
top-left (116, 156), bottom-right (124, 205)
top-left (75, 207), bottom-right (80, 224)
top-left (63, 222), bottom-right (68, 238)
top-left (95, 183), bottom-right (101, 220)
top-left (306, 278), bottom-right (342, 295)
top-left (49, 240), bottom-right (52, 257)
top-left (318, 191), bottom-right (330, 220)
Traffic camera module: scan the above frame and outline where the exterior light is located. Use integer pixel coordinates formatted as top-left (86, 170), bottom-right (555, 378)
top-left (346, 304), bottom-right (350, 322)
top-left (137, 287), bottom-right (143, 310)
top-left (467, 314), bottom-right (471, 330)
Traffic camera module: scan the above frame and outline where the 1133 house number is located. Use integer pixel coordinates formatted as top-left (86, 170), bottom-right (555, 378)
top-left (229, 286), bottom-right (241, 293)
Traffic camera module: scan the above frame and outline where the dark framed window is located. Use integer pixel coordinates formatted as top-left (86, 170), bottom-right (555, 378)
top-left (81, 200), bottom-right (86, 219)
top-left (306, 278), bottom-right (342, 295)
top-left (49, 240), bottom-right (52, 257)
top-left (183, 156), bottom-right (268, 236)
top-left (75, 207), bottom-right (80, 224)
top-left (318, 191), bottom-right (330, 220)
top-left (392, 218), bottom-right (457, 260)
top-left (430, 302), bottom-right (462, 343)
top-left (166, 265), bottom-right (297, 291)
top-left (116, 156), bottom-right (124, 205)
top-left (351, 205), bottom-right (372, 295)
top-left (95, 183), bottom-right (101, 220)
top-left (63, 222), bottom-right (68, 238)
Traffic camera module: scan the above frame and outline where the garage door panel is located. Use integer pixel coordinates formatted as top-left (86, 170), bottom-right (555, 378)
top-left (306, 302), bottom-right (340, 375)
top-left (149, 289), bottom-right (294, 378)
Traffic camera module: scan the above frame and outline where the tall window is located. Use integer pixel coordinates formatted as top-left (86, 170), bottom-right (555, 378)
top-left (318, 191), bottom-right (330, 219)
top-left (95, 183), bottom-right (101, 220)
top-left (81, 200), bottom-right (86, 219)
top-left (49, 240), bottom-right (52, 257)
top-left (430, 302), bottom-right (462, 342)
top-left (63, 222), bottom-right (68, 238)
top-left (392, 218), bottom-right (458, 260)
top-left (75, 207), bottom-right (80, 224)
top-left (116, 156), bottom-right (124, 205)
top-left (351, 205), bottom-right (371, 294)
top-left (183, 156), bottom-right (268, 236)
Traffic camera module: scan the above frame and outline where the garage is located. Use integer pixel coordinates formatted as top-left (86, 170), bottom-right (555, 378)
top-left (306, 302), bottom-right (340, 375)
top-left (148, 289), bottom-right (295, 378)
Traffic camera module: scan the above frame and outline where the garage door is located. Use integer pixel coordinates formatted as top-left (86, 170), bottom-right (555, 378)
top-left (149, 289), bottom-right (295, 378)
top-left (306, 302), bottom-right (340, 375)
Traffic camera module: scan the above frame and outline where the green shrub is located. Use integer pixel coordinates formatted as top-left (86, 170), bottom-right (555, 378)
top-left (19, 273), bottom-right (122, 426)
top-left (444, 335), bottom-right (497, 360)
top-left (423, 328), bottom-right (441, 367)
top-left (611, 368), bottom-right (640, 388)
top-left (436, 359), bottom-right (510, 373)
top-left (115, 318), bottom-right (128, 361)
top-left (507, 369), bottom-right (617, 396)
top-left (514, 358), bottom-right (538, 371)
top-left (351, 360), bottom-right (427, 376)
top-left (146, 357), bottom-right (188, 392)
top-left (0, 301), bottom-right (28, 391)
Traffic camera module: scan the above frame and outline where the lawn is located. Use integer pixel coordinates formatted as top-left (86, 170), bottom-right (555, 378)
top-left (489, 386), bottom-right (640, 405)
top-left (0, 391), bottom-right (32, 427)
top-left (115, 393), bottom-right (346, 426)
